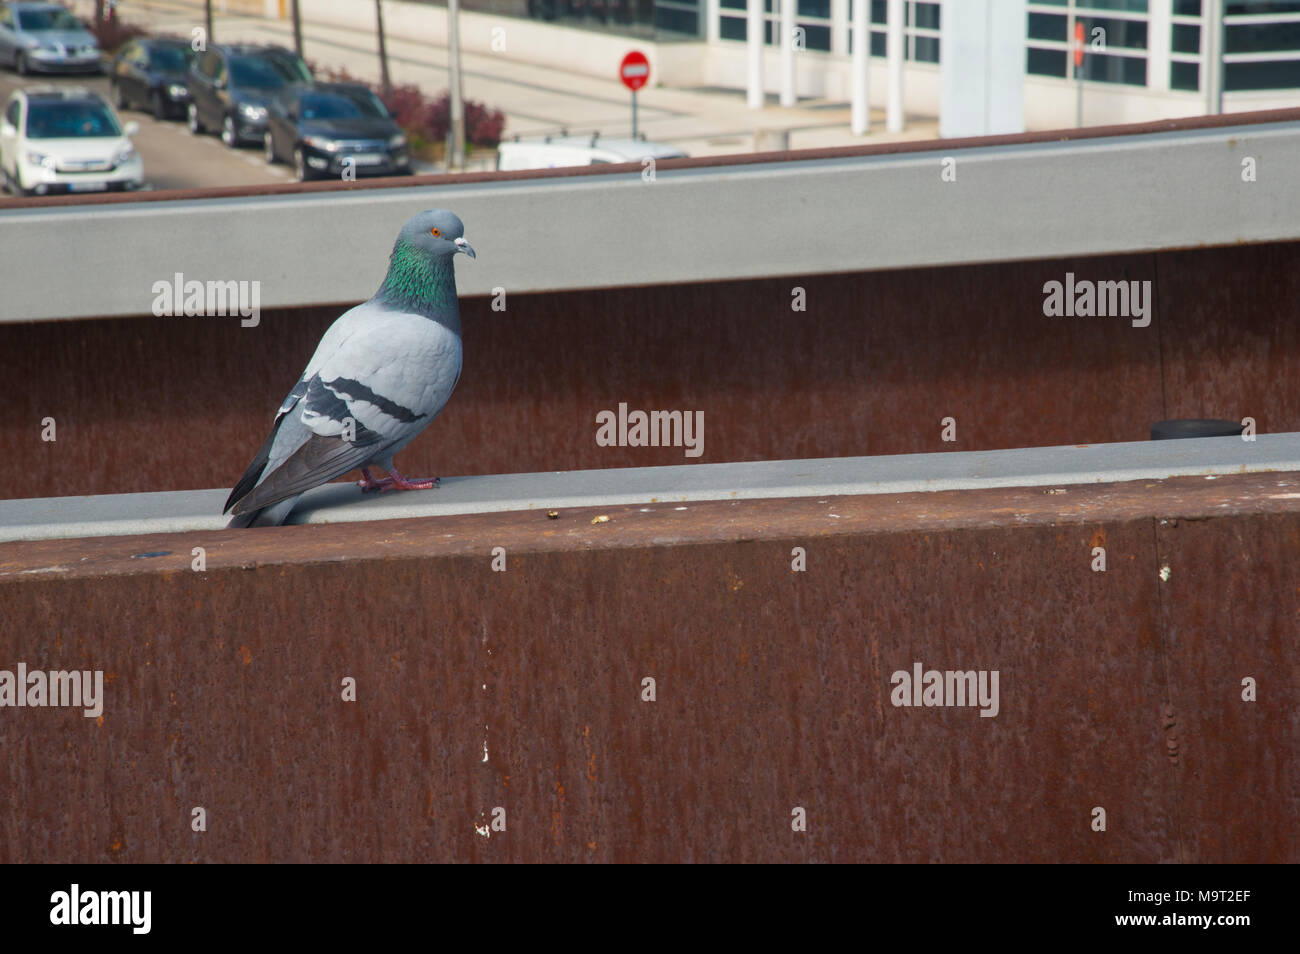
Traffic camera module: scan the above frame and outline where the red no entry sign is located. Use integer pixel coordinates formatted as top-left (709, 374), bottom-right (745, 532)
top-left (620, 51), bottom-right (650, 92)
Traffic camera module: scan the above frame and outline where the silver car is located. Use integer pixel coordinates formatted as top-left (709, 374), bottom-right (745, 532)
top-left (0, 2), bottom-right (103, 75)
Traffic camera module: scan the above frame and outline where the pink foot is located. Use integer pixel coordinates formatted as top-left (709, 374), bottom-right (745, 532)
top-left (357, 465), bottom-right (440, 493)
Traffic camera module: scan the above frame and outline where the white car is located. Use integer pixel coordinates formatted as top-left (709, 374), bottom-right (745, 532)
top-left (0, 87), bottom-right (142, 196)
top-left (496, 134), bottom-right (687, 171)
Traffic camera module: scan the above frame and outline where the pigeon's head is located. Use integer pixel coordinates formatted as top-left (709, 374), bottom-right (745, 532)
top-left (398, 209), bottom-right (475, 261)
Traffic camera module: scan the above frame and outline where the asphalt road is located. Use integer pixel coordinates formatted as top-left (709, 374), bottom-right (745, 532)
top-left (0, 66), bottom-right (289, 199)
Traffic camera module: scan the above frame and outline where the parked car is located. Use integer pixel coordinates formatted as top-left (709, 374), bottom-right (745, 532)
top-left (109, 36), bottom-right (195, 120)
top-left (495, 134), bottom-right (687, 170)
top-left (187, 43), bottom-right (311, 148)
top-left (0, 87), bottom-right (142, 195)
top-left (264, 82), bottom-right (410, 181)
top-left (0, 1), bottom-right (102, 75)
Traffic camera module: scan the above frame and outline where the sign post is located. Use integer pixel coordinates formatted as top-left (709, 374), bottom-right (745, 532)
top-left (619, 51), bottom-right (650, 139)
top-left (1073, 20), bottom-right (1085, 128)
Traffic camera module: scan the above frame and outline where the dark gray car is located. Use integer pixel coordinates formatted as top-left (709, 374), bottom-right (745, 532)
top-left (187, 43), bottom-right (311, 149)
top-left (0, 2), bottom-right (102, 75)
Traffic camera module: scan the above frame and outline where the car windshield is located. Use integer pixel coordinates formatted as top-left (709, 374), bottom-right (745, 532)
top-left (299, 92), bottom-right (387, 120)
top-left (268, 54), bottom-right (312, 83)
top-left (150, 46), bottom-right (191, 71)
top-left (229, 56), bottom-right (288, 89)
top-left (17, 7), bottom-right (82, 30)
top-left (26, 101), bottom-right (121, 138)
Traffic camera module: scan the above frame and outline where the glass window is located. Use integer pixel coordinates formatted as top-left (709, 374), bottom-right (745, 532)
top-left (1027, 46), bottom-right (1069, 77)
top-left (149, 45), bottom-right (192, 72)
top-left (1170, 60), bottom-right (1199, 89)
top-left (1080, 50), bottom-right (1147, 83)
top-left (26, 101), bottom-right (122, 139)
top-left (1226, 59), bottom-right (1300, 89)
top-left (1079, 15), bottom-right (1147, 51)
top-left (17, 8), bottom-right (82, 30)
top-left (229, 56), bottom-right (290, 88)
top-left (655, 5), bottom-right (698, 33)
top-left (1171, 23), bottom-right (1199, 54)
top-left (1029, 12), bottom-right (1069, 41)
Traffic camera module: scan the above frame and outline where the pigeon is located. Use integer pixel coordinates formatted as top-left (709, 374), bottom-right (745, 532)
top-left (224, 209), bottom-right (475, 528)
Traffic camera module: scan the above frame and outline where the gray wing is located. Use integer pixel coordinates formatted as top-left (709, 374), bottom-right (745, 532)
top-left (225, 375), bottom-right (386, 516)
top-left (225, 305), bottom-right (461, 518)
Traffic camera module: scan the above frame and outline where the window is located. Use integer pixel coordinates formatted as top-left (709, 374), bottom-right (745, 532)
top-left (718, 0), bottom-right (832, 53)
top-left (1223, 0), bottom-right (1300, 90)
top-left (26, 102), bottom-right (122, 139)
top-left (1026, 1), bottom-right (1149, 85)
top-left (855, 1), bottom-right (940, 61)
top-left (1170, 0), bottom-right (1202, 89)
top-left (17, 8), bottom-right (82, 31)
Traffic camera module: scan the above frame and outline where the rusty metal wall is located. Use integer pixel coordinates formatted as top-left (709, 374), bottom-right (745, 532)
top-left (0, 471), bottom-right (1295, 863)
top-left (2, 241), bottom-right (1296, 500)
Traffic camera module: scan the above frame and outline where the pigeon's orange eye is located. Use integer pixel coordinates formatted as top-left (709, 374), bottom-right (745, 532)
top-left (430, 227), bottom-right (441, 237)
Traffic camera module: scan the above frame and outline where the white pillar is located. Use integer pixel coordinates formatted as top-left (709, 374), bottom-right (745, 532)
top-left (886, 0), bottom-right (904, 132)
top-left (1203, 0), bottom-right (1224, 114)
top-left (851, 0), bottom-right (870, 134)
top-left (706, 0), bottom-right (721, 43)
top-left (939, 0), bottom-right (1025, 137)
top-left (1148, 0), bottom-right (1172, 92)
top-left (780, 0), bottom-right (796, 106)
top-left (748, 0), bottom-right (765, 109)
top-left (831, 0), bottom-right (848, 55)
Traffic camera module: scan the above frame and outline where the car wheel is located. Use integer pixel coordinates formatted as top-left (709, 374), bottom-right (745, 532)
top-left (151, 90), bottom-right (167, 121)
top-left (221, 115), bottom-right (237, 148)
top-left (187, 102), bottom-right (203, 134)
top-left (293, 147), bottom-right (312, 182)
top-left (15, 51), bottom-right (28, 76)
top-left (263, 132), bottom-right (277, 164)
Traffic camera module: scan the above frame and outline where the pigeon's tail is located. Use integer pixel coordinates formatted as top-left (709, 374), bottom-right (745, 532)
top-left (225, 496), bottom-right (300, 529)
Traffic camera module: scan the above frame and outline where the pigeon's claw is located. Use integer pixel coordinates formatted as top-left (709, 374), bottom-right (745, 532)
top-left (357, 467), bottom-right (387, 492)
top-left (357, 465), bottom-right (440, 493)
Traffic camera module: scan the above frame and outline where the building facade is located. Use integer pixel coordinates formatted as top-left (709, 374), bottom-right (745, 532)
top-left (295, 0), bottom-right (1300, 130)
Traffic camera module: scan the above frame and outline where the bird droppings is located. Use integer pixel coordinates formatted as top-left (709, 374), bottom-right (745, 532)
top-left (591, 515), bottom-right (610, 524)
top-left (1045, 489), bottom-right (1067, 495)
top-left (475, 822), bottom-right (490, 838)
top-left (1159, 565), bottom-right (1172, 582)
top-left (546, 511), bottom-right (560, 520)
top-left (674, 506), bottom-right (688, 511)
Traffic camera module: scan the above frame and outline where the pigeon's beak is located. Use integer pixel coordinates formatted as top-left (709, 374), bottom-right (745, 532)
top-left (454, 237), bottom-right (476, 259)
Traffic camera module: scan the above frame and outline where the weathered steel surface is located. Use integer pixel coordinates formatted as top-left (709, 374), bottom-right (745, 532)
top-left (10, 240), bottom-right (1299, 500)
top-left (1, 472), bottom-right (1295, 863)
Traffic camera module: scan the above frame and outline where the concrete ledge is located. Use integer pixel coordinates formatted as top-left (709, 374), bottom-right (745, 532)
top-left (2, 433), bottom-right (1296, 543)
top-left (4, 114), bottom-right (1300, 322)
